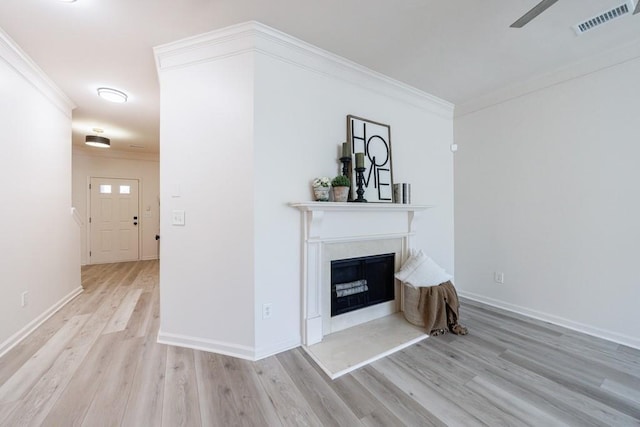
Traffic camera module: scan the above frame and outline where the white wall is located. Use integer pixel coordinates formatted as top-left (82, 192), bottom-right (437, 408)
top-left (156, 49), bottom-right (257, 358)
top-left (155, 22), bottom-right (454, 359)
top-left (454, 55), bottom-right (640, 348)
top-left (0, 28), bottom-right (81, 355)
top-left (72, 148), bottom-right (160, 265)
top-left (252, 48), bottom-right (454, 357)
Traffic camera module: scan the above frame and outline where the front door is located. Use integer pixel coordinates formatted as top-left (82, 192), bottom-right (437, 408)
top-left (89, 177), bottom-right (140, 264)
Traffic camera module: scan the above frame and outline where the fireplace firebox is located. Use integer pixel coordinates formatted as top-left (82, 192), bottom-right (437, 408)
top-left (331, 253), bottom-right (395, 317)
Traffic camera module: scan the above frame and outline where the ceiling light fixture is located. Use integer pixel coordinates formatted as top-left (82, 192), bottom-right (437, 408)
top-left (85, 135), bottom-right (111, 148)
top-left (59, 0), bottom-right (77, 3)
top-left (97, 87), bottom-right (128, 103)
top-left (86, 128), bottom-right (110, 148)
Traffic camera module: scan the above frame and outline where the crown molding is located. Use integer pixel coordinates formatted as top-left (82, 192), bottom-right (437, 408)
top-left (456, 38), bottom-right (640, 118)
top-left (0, 27), bottom-right (75, 118)
top-left (154, 21), bottom-right (453, 119)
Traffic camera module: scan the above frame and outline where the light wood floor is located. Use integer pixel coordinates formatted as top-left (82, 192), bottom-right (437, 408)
top-left (1, 260), bottom-right (638, 426)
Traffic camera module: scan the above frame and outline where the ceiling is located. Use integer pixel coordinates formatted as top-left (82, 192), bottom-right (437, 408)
top-left (1, 0), bottom-right (639, 154)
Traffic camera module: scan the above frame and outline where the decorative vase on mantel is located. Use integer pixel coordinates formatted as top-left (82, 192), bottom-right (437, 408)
top-left (331, 175), bottom-right (351, 203)
top-left (332, 186), bottom-right (349, 202)
top-left (312, 177), bottom-right (331, 201)
top-left (313, 186), bottom-right (330, 202)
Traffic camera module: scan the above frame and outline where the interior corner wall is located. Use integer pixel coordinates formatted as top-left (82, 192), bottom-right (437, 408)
top-left (252, 51), bottom-right (454, 358)
top-left (72, 150), bottom-right (160, 265)
top-left (454, 57), bottom-right (640, 348)
top-left (156, 52), bottom-right (257, 358)
top-left (0, 32), bottom-right (81, 353)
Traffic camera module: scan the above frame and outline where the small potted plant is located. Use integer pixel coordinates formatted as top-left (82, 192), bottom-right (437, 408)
top-left (312, 177), bottom-right (331, 201)
top-left (331, 175), bottom-right (351, 202)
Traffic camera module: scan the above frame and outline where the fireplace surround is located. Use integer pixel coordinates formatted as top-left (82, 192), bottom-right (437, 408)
top-left (291, 202), bottom-right (431, 345)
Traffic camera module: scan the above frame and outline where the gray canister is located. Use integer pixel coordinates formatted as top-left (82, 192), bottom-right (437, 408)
top-left (393, 183), bottom-right (411, 204)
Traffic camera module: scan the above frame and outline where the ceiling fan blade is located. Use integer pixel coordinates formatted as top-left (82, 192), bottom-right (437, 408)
top-left (634, 0), bottom-right (640, 14)
top-left (510, 0), bottom-right (560, 28)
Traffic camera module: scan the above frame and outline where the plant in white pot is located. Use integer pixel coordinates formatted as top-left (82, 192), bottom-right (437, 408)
top-left (331, 175), bottom-right (351, 202)
top-left (312, 177), bottom-right (331, 201)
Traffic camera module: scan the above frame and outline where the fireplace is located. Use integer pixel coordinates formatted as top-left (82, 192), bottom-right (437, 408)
top-left (331, 253), bottom-right (395, 316)
top-left (291, 202), bottom-right (431, 345)
top-left (323, 239), bottom-right (402, 335)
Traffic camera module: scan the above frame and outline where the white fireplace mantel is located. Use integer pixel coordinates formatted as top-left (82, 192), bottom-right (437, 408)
top-left (291, 201), bottom-right (433, 212)
top-left (291, 202), bottom-right (433, 345)
top-left (290, 202), bottom-right (432, 241)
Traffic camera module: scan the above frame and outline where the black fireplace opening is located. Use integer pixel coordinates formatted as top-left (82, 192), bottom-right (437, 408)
top-left (331, 253), bottom-right (395, 317)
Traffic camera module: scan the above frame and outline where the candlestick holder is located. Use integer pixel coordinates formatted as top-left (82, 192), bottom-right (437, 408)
top-left (339, 156), bottom-right (351, 177)
top-left (353, 166), bottom-right (367, 202)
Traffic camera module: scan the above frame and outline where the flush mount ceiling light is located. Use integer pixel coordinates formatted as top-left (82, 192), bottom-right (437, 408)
top-left (85, 135), bottom-right (110, 148)
top-left (97, 87), bottom-right (128, 103)
top-left (86, 129), bottom-right (110, 148)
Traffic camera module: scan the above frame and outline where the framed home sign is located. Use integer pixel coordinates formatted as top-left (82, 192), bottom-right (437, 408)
top-left (346, 115), bottom-right (394, 203)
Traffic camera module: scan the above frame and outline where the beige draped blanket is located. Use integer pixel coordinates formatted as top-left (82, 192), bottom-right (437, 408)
top-left (417, 281), bottom-right (468, 336)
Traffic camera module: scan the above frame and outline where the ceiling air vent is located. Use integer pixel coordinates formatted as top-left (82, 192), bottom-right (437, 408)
top-left (573, 1), bottom-right (634, 35)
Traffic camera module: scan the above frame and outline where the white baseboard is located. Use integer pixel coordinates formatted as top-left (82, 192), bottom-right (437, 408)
top-left (254, 337), bottom-right (301, 361)
top-left (157, 330), bottom-right (301, 361)
top-left (0, 286), bottom-right (84, 358)
top-left (459, 291), bottom-right (640, 350)
top-left (157, 330), bottom-right (257, 360)
top-left (141, 255), bottom-right (159, 261)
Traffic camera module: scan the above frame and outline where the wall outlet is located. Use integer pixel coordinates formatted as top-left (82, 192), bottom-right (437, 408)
top-left (262, 303), bottom-right (272, 320)
top-left (494, 272), bottom-right (505, 284)
top-left (21, 291), bottom-right (29, 307)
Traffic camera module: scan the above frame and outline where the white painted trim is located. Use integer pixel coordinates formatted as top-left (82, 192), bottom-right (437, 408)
top-left (251, 25), bottom-right (453, 118)
top-left (71, 207), bottom-right (83, 227)
top-left (141, 255), bottom-right (159, 261)
top-left (456, 38), bottom-right (640, 117)
top-left (0, 286), bottom-right (83, 359)
top-left (84, 176), bottom-right (91, 264)
top-left (157, 330), bottom-right (256, 360)
top-left (308, 232), bottom-right (415, 245)
top-left (290, 202), bottom-right (433, 213)
top-left (254, 337), bottom-right (301, 361)
top-left (459, 291), bottom-right (640, 350)
top-left (0, 27), bottom-right (75, 117)
top-left (157, 331), bottom-right (301, 362)
top-left (154, 21), bottom-right (453, 118)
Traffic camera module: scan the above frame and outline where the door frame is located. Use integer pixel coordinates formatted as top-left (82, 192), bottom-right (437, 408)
top-left (86, 175), bottom-right (143, 265)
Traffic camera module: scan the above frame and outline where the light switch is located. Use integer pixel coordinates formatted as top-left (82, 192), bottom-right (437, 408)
top-left (172, 210), bottom-right (185, 226)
